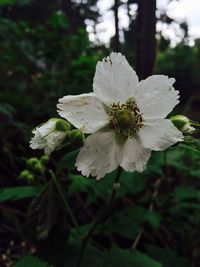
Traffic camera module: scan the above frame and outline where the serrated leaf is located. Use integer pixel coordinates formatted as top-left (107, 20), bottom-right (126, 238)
top-left (14, 255), bottom-right (53, 267)
top-left (0, 186), bottom-right (42, 203)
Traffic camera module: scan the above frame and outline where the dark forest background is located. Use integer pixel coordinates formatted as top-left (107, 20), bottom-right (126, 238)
top-left (0, 1), bottom-right (200, 267)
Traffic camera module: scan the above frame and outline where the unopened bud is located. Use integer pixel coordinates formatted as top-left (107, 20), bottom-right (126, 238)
top-left (19, 170), bottom-right (34, 180)
top-left (171, 115), bottom-right (189, 129)
top-left (70, 129), bottom-right (85, 145)
top-left (27, 157), bottom-right (38, 167)
top-left (27, 157), bottom-right (43, 172)
top-left (171, 115), bottom-right (195, 134)
top-left (55, 119), bottom-right (71, 132)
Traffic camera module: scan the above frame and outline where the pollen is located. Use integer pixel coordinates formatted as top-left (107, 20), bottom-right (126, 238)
top-left (108, 101), bottom-right (143, 137)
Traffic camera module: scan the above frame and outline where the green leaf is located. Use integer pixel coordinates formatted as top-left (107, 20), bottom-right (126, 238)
top-left (14, 255), bottom-right (53, 267)
top-left (69, 223), bottom-right (92, 242)
top-left (27, 181), bottom-right (61, 239)
top-left (173, 186), bottom-right (200, 202)
top-left (68, 170), bottom-right (148, 204)
top-left (0, 186), bottom-right (42, 203)
top-left (68, 173), bottom-right (111, 203)
top-left (0, 0), bottom-right (15, 5)
top-left (103, 206), bottom-right (160, 238)
top-left (146, 151), bottom-right (164, 175)
top-left (103, 246), bottom-right (163, 267)
top-left (181, 136), bottom-right (200, 154)
top-left (146, 245), bottom-right (191, 267)
top-left (170, 202), bottom-right (200, 213)
top-left (57, 149), bottom-right (79, 172)
top-left (0, 103), bottom-right (15, 120)
top-left (65, 243), bottom-right (162, 267)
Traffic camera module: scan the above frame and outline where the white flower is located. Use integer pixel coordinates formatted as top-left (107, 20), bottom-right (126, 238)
top-left (57, 53), bottom-right (183, 179)
top-left (30, 118), bottom-right (69, 155)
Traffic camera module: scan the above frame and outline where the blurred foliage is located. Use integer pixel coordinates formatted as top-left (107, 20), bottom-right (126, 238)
top-left (0, 8), bottom-right (105, 188)
top-left (1, 142), bottom-right (200, 267)
top-left (0, 14), bottom-right (99, 124)
top-left (156, 43), bottom-right (200, 103)
top-left (0, 0), bottom-right (200, 267)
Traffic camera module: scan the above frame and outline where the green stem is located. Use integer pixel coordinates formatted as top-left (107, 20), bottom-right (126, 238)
top-left (49, 170), bottom-right (80, 236)
top-left (190, 122), bottom-right (200, 127)
top-left (76, 167), bottom-right (122, 267)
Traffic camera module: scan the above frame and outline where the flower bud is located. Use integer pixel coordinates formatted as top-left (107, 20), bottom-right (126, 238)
top-left (26, 157), bottom-right (39, 167)
top-left (19, 170), bottom-right (34, 180)
top-left (171, 115), bottom-right (195, 134)
top-left (40, 155), bottom-right (49, 165)
top-left (27, 157), bottom-right (43, 173)
top-left (30, 118), bottom-right (70, 155)
top-left (70, 129), bottom-right (85, 145)
top-left (55, 119), bottom-right (71, 132)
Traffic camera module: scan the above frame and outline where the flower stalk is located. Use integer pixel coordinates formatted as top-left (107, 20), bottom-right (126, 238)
top-left (76, 166), bottom-right (122, 267)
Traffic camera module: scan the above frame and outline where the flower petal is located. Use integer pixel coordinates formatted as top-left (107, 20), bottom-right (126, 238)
top-left (30, 119), bottom-right (56, 150)
top-left (45, 131), bottom-right (66, 155)
top-left (76, 129), bottom-right (123, 180)
top-left (120, 137), bottom-right (151, 172)
top-left (30, 129), bottom-right (46, 150)
top-left (139, 119), bottom-right (184, 151)
top-left (93, 52), bottom-right (139, 105)
top-left (57, 93), bottom-right (108, 134)
top-left (135, 75), bottom-right (179, 119)
top-left (30, 119), bottom-right (67, 155)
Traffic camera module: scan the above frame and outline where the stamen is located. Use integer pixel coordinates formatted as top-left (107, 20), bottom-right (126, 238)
top-left (108, 101), bottom-right (143, 137)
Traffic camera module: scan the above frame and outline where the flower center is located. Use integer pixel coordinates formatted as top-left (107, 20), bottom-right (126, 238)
top-left (108, 101), bottom-right (143, 137)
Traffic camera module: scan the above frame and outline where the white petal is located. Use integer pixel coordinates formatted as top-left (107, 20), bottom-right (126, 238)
top-left (135, 75), bottom-right (179, 119)
top-left (120, 137), bottom-right (151, 172)
top-left (30, 119), bottom-right (67, 155)
top-left (76, 129), bottom-right (123, 180)
top-left (45, 131), bottom-right (66, 155)
top-left (93, 52), bottom-right (139, 105)
top-left (139, 119), bottom-right (184, 151)
top-left (30, 119), bottom-right (56, 150)
top-left (30, 129), bottom-right (46, 149)
top-left (36, 119), bottom-right (56, 136)
top-left (57, 93), bottom-right (108, 134)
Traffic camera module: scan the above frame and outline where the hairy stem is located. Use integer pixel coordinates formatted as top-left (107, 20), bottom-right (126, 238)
top-left (76, 167), bottom-right (122, 267)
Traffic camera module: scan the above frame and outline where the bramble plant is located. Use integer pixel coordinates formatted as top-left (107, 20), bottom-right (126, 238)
top-left (26, 53), bottom-right (199, 267)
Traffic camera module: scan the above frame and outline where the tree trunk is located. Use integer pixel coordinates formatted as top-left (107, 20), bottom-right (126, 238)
top-left (113, 0), bottom-right (120, 52)
top-left (136, 0), bottom-right (156, 79)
